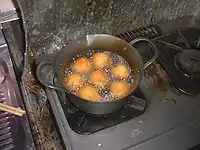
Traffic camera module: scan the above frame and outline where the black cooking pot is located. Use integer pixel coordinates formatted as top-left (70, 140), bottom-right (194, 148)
top-left (36, 34), bottom-right (158, 114)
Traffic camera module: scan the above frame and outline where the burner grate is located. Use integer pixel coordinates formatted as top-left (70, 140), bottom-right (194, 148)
top-left (174, 50), bottom-right (200, 78)
top-left (62, 86), bottom-right (148, 135)
top-left (155, 27), bottom-right (200, 94)
top-left (116, 25), bottom-right (162, 42)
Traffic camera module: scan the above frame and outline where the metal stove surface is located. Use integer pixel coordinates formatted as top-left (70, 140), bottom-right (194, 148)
top-left (41, 17), bottom-right (200, 150)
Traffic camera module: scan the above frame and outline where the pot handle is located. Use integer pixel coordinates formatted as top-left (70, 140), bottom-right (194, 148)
top-left (130, 38), bottom-right (158, 69)
top-left (36, 61), bottom-right (66, 91)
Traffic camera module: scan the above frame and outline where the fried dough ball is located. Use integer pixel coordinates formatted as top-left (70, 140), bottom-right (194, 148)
top-left (89, 70), bottom-right (109, 88)
top-left (72, 57), bottom-right (92, 73)
top-left (65, 74), bottom-right (85, 90)
top-left (92, 53), bottom-right (110, 69)
top-left (110, 81), bottom-right (131, 98)
top-left (77, 85), bottom-right (101, 101)
top-left (111, 64), bottom-right (130, 79)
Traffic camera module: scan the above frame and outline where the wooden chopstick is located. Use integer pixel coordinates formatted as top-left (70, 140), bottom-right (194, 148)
top-left (0, 103), bottom-right (26, 117)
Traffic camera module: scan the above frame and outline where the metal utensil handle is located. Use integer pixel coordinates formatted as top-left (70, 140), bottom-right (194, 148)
top-left (130, 38), bottom-right (159, 69)
top-left (36, 61), bottom-right (66, 91)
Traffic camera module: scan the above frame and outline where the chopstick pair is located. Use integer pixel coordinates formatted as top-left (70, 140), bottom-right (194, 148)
top-left (0, 103), bottom-right (26, 117)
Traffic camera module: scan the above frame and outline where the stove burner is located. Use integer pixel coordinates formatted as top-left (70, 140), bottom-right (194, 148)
top-left (156, 27), bottom-right (200, 94)
top-left (174, 49), bottom-right (200, 77)
top-left (65, 88), bottom-right (147, 135)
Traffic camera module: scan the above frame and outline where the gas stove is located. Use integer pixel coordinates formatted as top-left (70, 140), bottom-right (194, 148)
top-left (38, 17), bottom-right (200, 150)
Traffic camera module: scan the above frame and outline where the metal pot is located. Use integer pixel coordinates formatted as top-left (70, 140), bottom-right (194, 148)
top-left (36, 34), bottom-right (158, 114)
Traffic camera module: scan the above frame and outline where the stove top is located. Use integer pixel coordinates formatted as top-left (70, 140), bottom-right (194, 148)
top-left (156, 27), bottom-right (200, 94)
top-left (38, 17), bottom-right (200, 150)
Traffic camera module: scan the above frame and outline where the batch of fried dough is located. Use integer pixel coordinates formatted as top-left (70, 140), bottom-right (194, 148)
top-left (64, 52), bottom-right (132, 101)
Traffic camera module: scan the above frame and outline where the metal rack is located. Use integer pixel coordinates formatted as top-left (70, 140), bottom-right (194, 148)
top-left (116, 25), bottom-right (162, 42)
